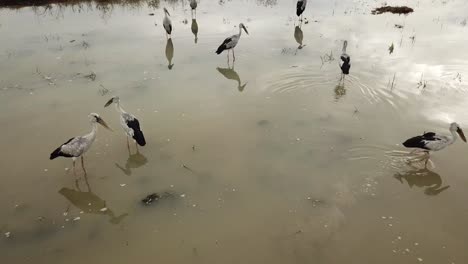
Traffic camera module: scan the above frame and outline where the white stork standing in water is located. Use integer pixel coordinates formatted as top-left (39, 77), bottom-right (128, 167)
top-left (339, 40), bottom-right (351, 81)
top-left (216, 23), bottom-right (249, 63)
top-left (403, 122), bottom-right (466, 166)
top-left (296, 0), bottom-right (307, 22)
top-left (104, 97), bottom-right (146, 152)
top-left (50, 113), bottom-right (112, 174)
top-left (190, 0), bottom-right (197, 17)
top-left (163, 7), bottom-right (172, 39)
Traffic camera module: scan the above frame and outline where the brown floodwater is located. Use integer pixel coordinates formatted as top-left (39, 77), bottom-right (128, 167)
top-left (1, 0), bottom-right (468, 263)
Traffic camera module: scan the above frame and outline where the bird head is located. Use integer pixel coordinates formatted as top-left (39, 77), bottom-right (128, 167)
top-left (239, 23), bottom-right (249, 35)
top-left (450, 122), bottom-right (466, 142)
top-left (164, 7), bottom-right (170, 16)
top-left (104, 96), bottom-right (120, 107)
top-left (89, 113), bottom-right (112, 131)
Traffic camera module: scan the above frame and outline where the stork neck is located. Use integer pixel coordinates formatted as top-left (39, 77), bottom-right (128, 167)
top-left (86, 122), bottom-right (98, 139)
top-left (450, 129), bottom-right (458, 144)
top-left (238, 27), bottom-right (242, 37)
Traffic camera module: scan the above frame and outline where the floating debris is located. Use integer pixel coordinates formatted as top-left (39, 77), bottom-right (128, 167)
top-left (69, 39), bottom-right (76, 43)
top-left (372, 6), bottom-right (414, 15)
top-left (99, 207), bottom-right (108, 212)
top-left (4, 232), bottom-right (11, 238)
top-left (141, 191), bottom-right (176, 205)
top-left (84, 72), bottom-right (96, 81)
top-left (257, 119), bottom-right (270, 127)
top-left (148, 13), bottom-right (155, 16)
top-left (120, 183), bottom-right (127, 187)
top-left (73, 217), bottom-right (81, 221)
top-left (417, 257), bottom-right (423, 262)
top-left (389, 43), bottom-right (394, 54)
top-left (394, 24), bottom-right (404, 29)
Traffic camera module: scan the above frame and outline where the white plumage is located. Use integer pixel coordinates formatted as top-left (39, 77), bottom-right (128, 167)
top-left (163, 7), bottom-right (172, 38)
top-left (402, 122), bottom-right (466, 166)
top-left (216, 23), bottom-right (249, 62)
top-left (50, 113), bottom-right (112, 174)
top-left (104, 97), bottom-right (146, 151)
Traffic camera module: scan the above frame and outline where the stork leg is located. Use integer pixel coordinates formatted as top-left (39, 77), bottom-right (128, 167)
top-left (233, 48), bottom-right (236, 62)
top-left (72, 159), bottom-right (76, 176)
top-left (227, 50), bottom-right (230, 64)
top-left (135, 141), bottom-right (139, 152)
top-left (81, 156), bottom-right (87, 175)
top-left (127, 136), bottom-right (131, 154)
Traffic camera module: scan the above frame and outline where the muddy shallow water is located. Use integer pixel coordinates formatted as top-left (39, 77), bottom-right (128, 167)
top-left (1, 0), bottom-right (468, 263)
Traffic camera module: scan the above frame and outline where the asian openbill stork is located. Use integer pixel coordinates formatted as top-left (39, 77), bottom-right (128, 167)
top-left (216, 23), bottom-right (249, 63)
top-left (296, 0), bottom-right (307, 22)
top-left (50, 113), bottom-right (112, 174)
top-left (402, 122), bottom-right (466, 166)
top-left (163, 7), bottom-right (172, 39)
top-left (190, 0), bottom-right (197, 17)
top-left (104, 96), bottom-right (146, 152)
top-left (339, 40), bottom-right (351, 83)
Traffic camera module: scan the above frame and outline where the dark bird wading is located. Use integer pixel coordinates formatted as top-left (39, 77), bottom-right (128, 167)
top-left (296, 0), bottom-right (307, 21)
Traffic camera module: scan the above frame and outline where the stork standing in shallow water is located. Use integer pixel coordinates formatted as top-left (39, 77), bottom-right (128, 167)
top-left (163, 7), bottom-right (172, 39)
top-left (216, 23), bottom-right (249, 63)
top-left (190, 0), bottom-right (197, 18)
top-left (296, 0), bottom-right (307, 22)
top-left (339, 40), bottom-right (351, 81)
top-left (402, 122), bottom-right (466, 166)
top-left (104, 97), bottom-right (146, 152)
top-left (50, 113), bottom-right (112, 174)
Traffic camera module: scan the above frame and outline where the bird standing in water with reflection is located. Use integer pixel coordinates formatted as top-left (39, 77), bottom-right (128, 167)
top-left (50, 113), bottom-right (112, 175)
top-left (403, 122), bottom-right (466, 166)
top-left (216, 23), bottom-right (249, 63)
top-left (104, 97), bottom-right (146, 152)
top-left (163, 7), bottom-right (172, 39)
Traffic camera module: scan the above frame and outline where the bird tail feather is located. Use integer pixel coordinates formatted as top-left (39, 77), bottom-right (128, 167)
top-left (50, 147), bottom-right (61, 160)
top-left (133, 130), bottom-right (146, 146)
top-left (216, 45), bottom-right (225, 54)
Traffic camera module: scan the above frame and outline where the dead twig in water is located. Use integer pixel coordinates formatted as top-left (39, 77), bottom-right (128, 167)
top-left (417, 73), bottom-right (427, 89)
top-left (387, 73), bottom-right (396, 91)
top-left (35, 66), bottom-right (56, 85)
top-left (320, 50), bottom-right (334, 68)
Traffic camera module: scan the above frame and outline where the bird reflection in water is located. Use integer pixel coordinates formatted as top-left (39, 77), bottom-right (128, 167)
top-left (394, 167), bottom-right (450, 196)
top-left (59, 175), bottom-right (128, 224)
top-left (216, 64), bottom-right (247, 92)
top-left (334, 79), bottom-right (346, 100)
top-left (165, 38), bottom-right (174, 69)
top-left (191, 18), bottom-right (198, 44)
top-left (294, 25), bottom-right (304, 50)
top-left (115, 149), bottom-right (148, 176)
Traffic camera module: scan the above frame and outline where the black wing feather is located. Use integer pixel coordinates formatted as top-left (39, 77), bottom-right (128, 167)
top-left (296, 1), bottom-right (305, 16)
top-left (127, 118), bottom-right (146, 146)
top-left (50, 137), bottom-right (76, 160)
top-left (216, 37), bottom-right (232, 54)
top-left (402, 132), bottom-right (439, 150)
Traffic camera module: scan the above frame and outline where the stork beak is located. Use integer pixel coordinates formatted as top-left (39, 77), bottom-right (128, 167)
top-left (457, 127), bottom-right (466, 142)
top-left (104, 98), bottom-right (114, 107)
top-left (243, 25), bottom-right (249, 35)
top-left (97, 117), bottom-right (113, 131)
top-left (165, 9), bottom-right (170, 16)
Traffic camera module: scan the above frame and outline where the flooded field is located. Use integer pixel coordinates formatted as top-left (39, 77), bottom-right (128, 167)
top-left (1, 0), bottom-right (468, 263)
